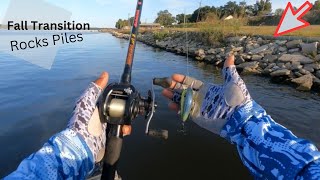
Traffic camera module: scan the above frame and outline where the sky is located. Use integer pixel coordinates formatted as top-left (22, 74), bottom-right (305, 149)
top-left (0, 0), bottom-right (316, 28)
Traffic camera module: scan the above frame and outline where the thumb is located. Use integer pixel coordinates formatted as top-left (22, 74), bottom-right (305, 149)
top-left (224, 54), bottom-right (235, 68)
top-left (94, 72), bottom-right (109, 89)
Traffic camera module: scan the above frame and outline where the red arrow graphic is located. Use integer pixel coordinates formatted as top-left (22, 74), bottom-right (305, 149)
top-left (274, 1), bottom-right (313, 37)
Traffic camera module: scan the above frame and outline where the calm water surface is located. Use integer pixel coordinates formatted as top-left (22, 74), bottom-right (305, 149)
top-left (0, 33), bottom-right (319, 179)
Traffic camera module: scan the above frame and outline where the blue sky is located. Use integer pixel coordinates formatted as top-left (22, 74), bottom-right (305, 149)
top-left (0, 0), bottom-right (316, 28)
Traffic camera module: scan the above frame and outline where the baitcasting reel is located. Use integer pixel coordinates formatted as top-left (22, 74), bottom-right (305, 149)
top-left (99, 82), bottom-right (168, 139)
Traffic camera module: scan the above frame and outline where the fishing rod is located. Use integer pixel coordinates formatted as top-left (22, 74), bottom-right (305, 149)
top-left (98, 0), bottom-right (168, 179)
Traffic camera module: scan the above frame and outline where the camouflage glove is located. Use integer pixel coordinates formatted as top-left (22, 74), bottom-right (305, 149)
top-left (161, 55), bottom-right (252, 134)
top-left (67, 72), bottom-right (108, 163)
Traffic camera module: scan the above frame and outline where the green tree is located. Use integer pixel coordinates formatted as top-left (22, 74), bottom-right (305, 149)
top-left (254, 0), bottom-right (272, 15)
top-left (314, 0), bottom-right (320, 10)
top-left (223, 1), bottom-right (239, 17)
top-left (275, 8), bottom-right (284, 16)
top-left (115, 19), bottom-right (129, 29)
top-left (154, 10), bottom-right (176, 26)
top-left (189, 6), bottom-right (216, 22)
top-left (238, 1), bottom-right (247, 17)
top-left (176, 14), bottom-right (191, 24)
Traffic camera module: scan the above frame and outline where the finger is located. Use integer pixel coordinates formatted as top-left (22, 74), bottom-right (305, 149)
top-left (122, 125), bottom-right (132, 136)
top-left (168, 102), bottom-right (180, 112)
top-left (224, 54), bottom-right (235, 68)
top-left (162, 89), bottom-right (181, 104)
top-left (162, 89), bottom-right (174, 100)
top-left (171, 74), bottom-right (203, 90)
top-left (94, 72), bottom-right (109, 90)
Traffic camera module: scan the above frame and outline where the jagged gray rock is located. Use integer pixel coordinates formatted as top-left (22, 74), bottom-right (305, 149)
top-left (226, 36), bottom-right (247, 43)
top-left (237, 61), bottom-right (259, 70)
top-left (286, 40), bottom-right (302, 49)
top-left (303, 64), bottom-right (320, 73)
top-left (291, 63), bottom-right (303, 70)
top-left (263, 55), bottom-right (278, 63)
top-left (299, 68), bottom-right (311, 75)
top-left (270, 69), bottom-right (291, 77)
top-left (291, 74), bottom-right (313, 91)
top-left (207, 48), bottom-right (216, 55)
top-left (316, 70), bottom-right (320, 79)
top-left (301, 42), bottom-right (319, 56)
top-left (235, 56), bottom-right (245, 65)
top-left (195, 49), bottom-right (206, 60)
top-left (288, 48), bottom-right (300, 53)
top-left (278, 46), bottom-right (287, 52)
top-left (278, 54), bottom-right (314, 64)
top-left (252, 55), bottom-right (263, 61)
top-left (301, 42), bottom-right (318, 56)
top-left (250, 45), bottom-right (269, 54)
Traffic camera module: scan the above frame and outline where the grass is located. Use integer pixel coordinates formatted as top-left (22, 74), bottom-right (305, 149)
top-left (169, 25), bottom-right (320, 37)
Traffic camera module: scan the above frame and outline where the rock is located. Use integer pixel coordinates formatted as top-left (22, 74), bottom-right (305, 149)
top-left (278, 46), bottom-right (287, 52)
top-left (214, 59), bottom-right (223, 66)
top-left (262, 69), bottom-right (273, 75)
top-left (195, 49), bottom-right (206, 60)
top-left (265, 63), bottom-right (276, 70)
top-left (216, 48), bottom-right (225, 54)
top-left (242, 55), bottom-right (252, 60)
top-left (291, 74), bottom-right (313, 91)
top-left (263, 55), bottom-right (278, 63)
top-left (285, 62), bottom-right (291, 69)
top-left (204, 55), bottom-right (215, 62)
top-left (313, 77), bottom-right (320, 87)
top-left (291, 63), bottom-right (303, 70)
top-left (207, 48), bottom-right (217, 55)
top-left (246, 44), bottom-right (255, 51)
top-left (242, 67), bottom-right (261, 74)
top-left (286, 40), bottom-right (302, 49)
top-left (303, 66), bottom-right (315, 73)
top-left (270, 69), bottom-right (291, 77)
top-left (315, 54), bottom-right (320, 61)
top-left (235, 56), bottom-right (245, 65)
top-left (252, 54), bottom-right (263, 61)
top-left (278, 54), bottom-right (314, 64)
top-left (275, 40), bottom-right (287, 46)
top-left (226, 36), bottom-right (247, 43)
top-left (271, 66), bottom-right (281, 71)
top-left (260, 63), bottom-right (268, 69)
top-left (250, 44), bottom-right (269, 54)
top-left (316, 70), bottom-right (320, 78)
top-left (301, 42), bottom-right (318, 56)
top-left (299, 69), bottom-right (311, 75)
top-left (233, 47), bottom-right (244, 52)
top-left (303, 64), bottom-right (318, 73)
top-left (253, 43), bottom-right (260, 49)
top-left (288, 48), bottom-right (300, 53)
top-left (237, 61), bottom-right (259, 70)
top-left (294, 72), bottom-right (303, 77)
top-left (277, 62), bottom-right (285, 67)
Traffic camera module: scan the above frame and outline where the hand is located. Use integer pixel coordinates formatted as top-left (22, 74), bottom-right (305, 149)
top-left (67, 72), bottom-right (109, 163)
top-left (160, 55), bottom-right (252, 134)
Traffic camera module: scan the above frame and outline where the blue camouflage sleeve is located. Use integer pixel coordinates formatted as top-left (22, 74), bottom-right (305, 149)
top-left (220, 101), bottom-right (320, 179)
top-left (4, 129), bottom-right (94, 180)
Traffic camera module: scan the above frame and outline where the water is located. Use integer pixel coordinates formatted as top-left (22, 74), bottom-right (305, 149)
top-left (0, 33), bottom-right (319, 179)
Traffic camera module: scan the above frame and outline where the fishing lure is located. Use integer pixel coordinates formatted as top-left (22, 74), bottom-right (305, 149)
top-left (180, 87), bottom-right (194, 122)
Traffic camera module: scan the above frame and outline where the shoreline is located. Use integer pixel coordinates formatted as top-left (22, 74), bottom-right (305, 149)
top-left (109, 30), bottom-right (320, 93)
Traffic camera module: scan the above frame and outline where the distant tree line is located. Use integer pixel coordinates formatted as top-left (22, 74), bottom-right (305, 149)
top-left (115, 0), bottom-right (320, 28)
